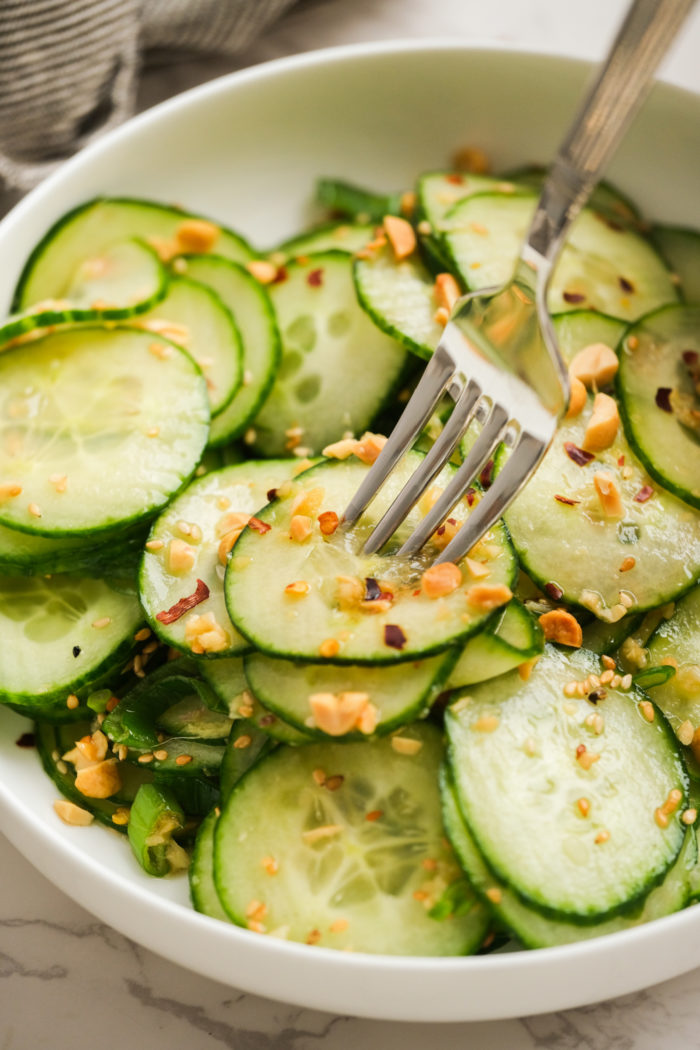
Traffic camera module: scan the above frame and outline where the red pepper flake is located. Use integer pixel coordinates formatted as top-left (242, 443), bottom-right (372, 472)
top-left (544, 582), bottom-right (564, 601)
top-left (272, 266), bottom-right (288, 284)
top-left (618, 276), bottom-right (635, 293)
top-left (365, 577), bottom-right (393, 603)
top-left (307, 268), bottom-right (324, 287)
top-left (655, 387), bottom-right (673, 413)
top-left (156, 578), bottom-right (210, 624)
top-left (563, 291), bottom-right (585, 304)
top-left (445, 174), bottom-right (464, 185)
top-left (634, 485), bottom-right (654, 503)
top-left (266, 487), bottom-right (278, 502)
top-left (465, 487), bottom-right (477, 507)
top-left (15, 732), bottom-right (35, 748)
top-left (617, 454), bottom-right (625, 467)
top-left (479, 460), bottom-right (494, 490)
top-left (366, 809), bottom-right (383, 821)
top-left (554, 494), bottom-right (580, 506)
top-left (384, 624), bottom-right (407, 650)
top-left (259, 714), bottom-right (277, 727)
top-left (564, 442), bottom-right (595, 466)
top-left (682, 349), bottom-right (698, 367)
top-left (248, 516), bottom-right (271, 534)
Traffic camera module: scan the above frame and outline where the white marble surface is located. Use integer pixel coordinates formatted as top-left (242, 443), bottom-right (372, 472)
top-left (3, 0), bottom-right (700, 1045)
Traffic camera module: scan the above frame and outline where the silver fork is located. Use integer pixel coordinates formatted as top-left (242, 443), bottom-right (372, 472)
top-left (342, 0), bottom-right (695, 565)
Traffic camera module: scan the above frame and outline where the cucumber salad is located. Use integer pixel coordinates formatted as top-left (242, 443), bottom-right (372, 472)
top-left (2, 159), bottom-right (700, 957)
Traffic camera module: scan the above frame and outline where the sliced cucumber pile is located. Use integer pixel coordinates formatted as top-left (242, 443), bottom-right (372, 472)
top-left (4, 164), bottom-right (699, 959)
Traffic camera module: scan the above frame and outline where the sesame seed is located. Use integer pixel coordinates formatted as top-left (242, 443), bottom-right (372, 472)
top-left (138, 753), bottom-right (154, 764)
top-left (620, 674), bottom-right (633, 690)
top-left (153, 749), bottom-right (168, 761)
top-left (639, 700), bottom-right (655, 722)
top-left (66, 694), bottom-right (79, 710)
top-left (91, 617), bottom-right (111, 629)
top-left (134, 627), bottom-right (151, 642)
top-left (243, 428), bottom-right (257, 445)
top-left (175, 754), bottom-right (193, 766)
top-left (302, 824), bottom-right (343, 843)
top-left (485, 887), bottom-right (502, 904)
top-left (28, 502), bottom-right (42, 518)
top-left (391, 736), bottom-right (423, 755)
top-left (594, 830), bottom-right (610, 844)
top-left (305, 929), bottom-right (321, 946)
top-left (111, 808), bottom-right (130, 826)
top-left (145, 539), bottom-right (164, 551)
top-left (602, 655), bottom-right (616, 671)
top-left (577, 798), bottom-right (590, 817)
top-left (682, 809), bottom-right (697, 826)
top-left (261, 855), bottom-right (279, 874)
top-left (329, 918), bottom-right (349, 933)
top-left (677, 720), bottom-right (694, 746)
top-left (233, 735), bottom-right (252, 750)
top-left (55, 760), bottom-right (68, 775)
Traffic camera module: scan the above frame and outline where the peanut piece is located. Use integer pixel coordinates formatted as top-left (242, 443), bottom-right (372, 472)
top-left (582, 392), bottom-right (620, 452)
top-left (569, 343), bottom-right (619, 388)
top-left (289, 514), bottom-right (313, 542)
top-left (539, 609), bottom-right (583, 648)
top-left (175, 218), bottom-right (220, 254)
top-left (565, 375), bottom-right (587, 419)
top-left (75, 758), bottom-right (122, 799)
top-left (383, 215), bottom-right (416, 260)
top-left (434, 273), bottom-right (461, 313)
top-left (593, 470), bottom-right (624, 518)
top-left (465, 583), bottom-right (512, 612)
top-left (53, 800), bottom-right (95, 826)
top-left (421, 562), bottom-right (462, 598)
top-left (167, 538), bottom-right (195, 574)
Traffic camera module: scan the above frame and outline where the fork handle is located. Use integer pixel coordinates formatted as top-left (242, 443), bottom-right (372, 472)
top-left (526, 0), bottom-right (697, 263)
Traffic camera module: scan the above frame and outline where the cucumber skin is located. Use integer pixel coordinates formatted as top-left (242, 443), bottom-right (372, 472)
top-left (353, 255), bottom-right (434, 361)
top-left (12, 197), bottom-right (255, 312)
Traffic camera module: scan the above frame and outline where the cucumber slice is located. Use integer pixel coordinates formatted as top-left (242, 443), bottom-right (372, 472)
top-left (314, 179), bottom-right (402, 223)
top-left (134, 275), bottom-right (242, 419)
top-left (139, 460), bottom-right (305, 657)
top-left (552, 310), bottom-right (627, 369)
top-left (416, 172), bottom-right (512, 232)
top-left (617, 304), bottom-right (700, 509)
top-left (177, 256), bottom-right (281, 444)
top-left (219, 718), bottom-right (277, 799)
top-left (354, 243), bottom-right (445, 359)
top-left (441, 766), bottom-right (695, 949)
top-left (278, 222), bottom-right (375, 258)
top-left (190, 810), bottom-right (231, 921)
top-left (214, 722), bottom-right (490, 954)
top-left (651, 225), bottom-right (700, 303)
top-left (645, 585), bottom-right (700, 742)
top-left (505, 166), bottom-right (643, 230)
top-left (14, 198), bottom-right (254, 311)
top-left (446, 600), bottom-right (543, 689)
top-left (0, 327), bottom-right (209, 537)
top-left (446, 646), bottom-right (687, 921)
top-left (0, 239), bottom-right (168, 346)
top-left (243, 648), bottom-right (454, 738)
top-left (201, 656), bottom-right (313, 746)
top-left (251, 252), bottom-right (407, 457)
top-left (0, 576), bottom-right (142, 720)
top-left (225, 454), bottom-right (517, 664)
top-left (504, 394), bottom-right (700, 618)
top-left (127, 783), bottom-right (188, 876)
top-left (35, 719), bottom-right (150, 829)
top-left (444, 194), bottom-right (677, 321)
top-left (0, 519), bottom-right (146, 577)
top-left (581, 613), bottom-right (644, 656)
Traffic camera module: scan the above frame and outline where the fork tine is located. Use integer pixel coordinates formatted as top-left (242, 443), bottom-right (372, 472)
top-left (341, 344), bottom-right (457, 528)
top-left (362, 378), bottom-right (482, 555)
top-left (397, 401), bottom-right (510, 557)
top-left (435, 430), bottom-right (549, 565)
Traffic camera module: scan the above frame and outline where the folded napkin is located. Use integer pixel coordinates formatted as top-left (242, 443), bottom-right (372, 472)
top-left (0, 0), bottom-right (300, 192)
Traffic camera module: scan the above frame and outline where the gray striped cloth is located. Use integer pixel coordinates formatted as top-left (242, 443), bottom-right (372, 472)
top-left (0, 0), bottom-right (300, 192)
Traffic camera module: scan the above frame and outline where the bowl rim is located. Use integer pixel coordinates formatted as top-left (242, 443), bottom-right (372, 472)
top-left (1, 36), bottom-right (699, 1023)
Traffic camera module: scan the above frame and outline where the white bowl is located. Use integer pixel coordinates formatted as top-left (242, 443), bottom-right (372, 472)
top-left (1, 40), bottom-right (699, 1023)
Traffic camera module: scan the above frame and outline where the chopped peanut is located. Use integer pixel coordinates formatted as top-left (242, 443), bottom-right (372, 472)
top-left (284, 580), bottom-right (310, 598)
top-left (453, 145), bottom-right (490, 174)
top-left (465, 583), bottom-right (512, 612)
top-left (383, 215), bottom-right (417, 260)
top-left (246, 259), bottom-right (279, 284)
top-left (75, 758), bottom-right (122, 799)
top-left (184, 612), bottom-right (230, 654)
top-left (322, 437), bottom-right (357, 460)
top-left (593, 470), bottom-right (624, 518)
top-left (289, 514), bottom-right (313, 542)
top-left (391, 736), bottom-right (423, 755)
top-left (433, 273), bottom-right (461, 313)
top-left (309, 691), bottom-right (377, 736)
top-left (354, 432), bottom-right (387, 465)
top-left (464, 557), bottom-right (490, 580)
top-left (569, 343), bottom-right (619, 388)
top-left (0, 482), bottom-right (22, 499)
top-left (175, 218), bottom-right (220, 254)
top-left (218, 529), bottom-right (243, 564)
top-left (539, 609), bottom-right (583, 648)
top-left (53, 800), bottom-right (94, 826)
top-left (582, 393), bottom-right (620, 452)
top-left (336, 575), bottom-right (365, 609)
top-left (319, 638), bottom-right (340, 658)
top-left (291, 486), bottom-right (325, 517)
top-left (216, 511), bottom-right (251, 537)
top-left (421, 561), bottom-right (462, 598)
top-left (565, 375), bottom-right (587, 419)
top-left (167, 538), bottom-right (196, 573)
top-left (318, 511), bottom-right (339, 535)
